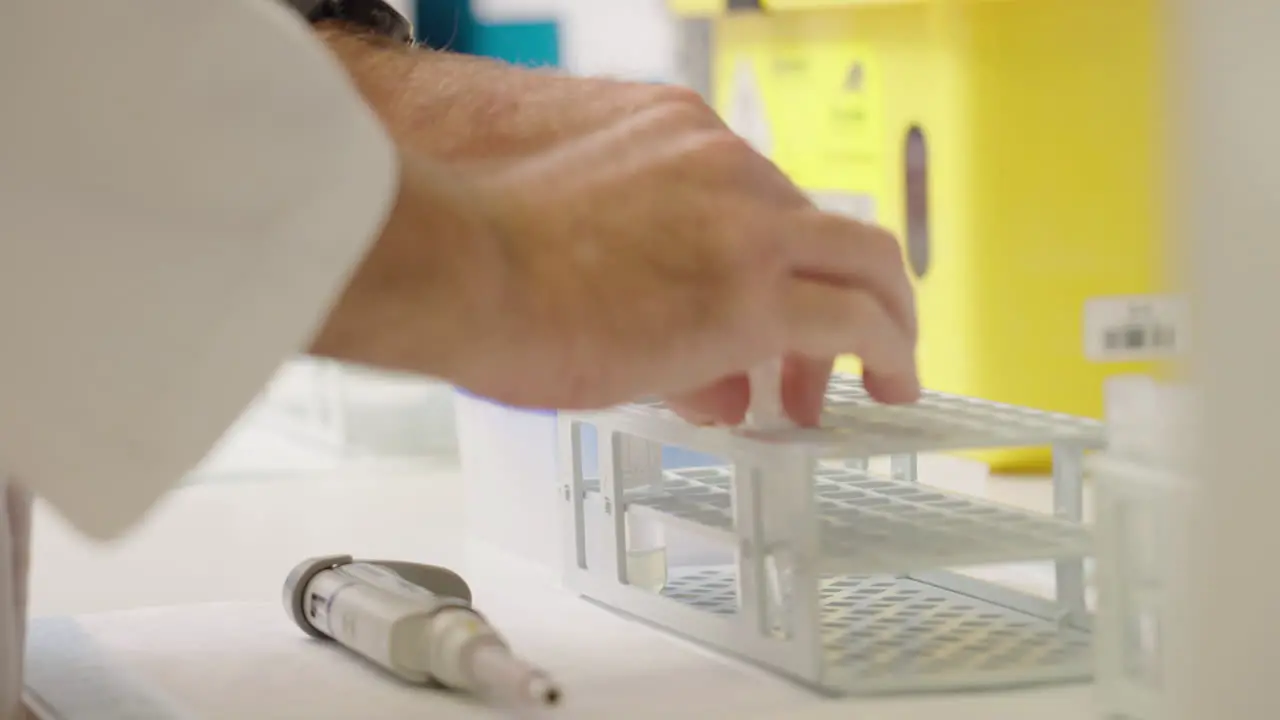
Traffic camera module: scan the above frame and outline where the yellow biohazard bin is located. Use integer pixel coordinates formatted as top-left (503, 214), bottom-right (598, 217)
top-left (670, 0), bottom-right (1179, 472)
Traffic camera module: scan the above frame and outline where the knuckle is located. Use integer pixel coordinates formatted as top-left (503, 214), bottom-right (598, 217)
top-left (702, 217), bottom-right (785, 293)
top-left (652, 83), bottom-right (707, 107)
top-left (753, 231), bottom-right (789, 272)
top-left (859, 224), bottom-right (907, 273)
top-left (651, 88), bottom-right (727, 130)
top-left (737, 227), bottom-right (789, 281)
top-left (812, 213), bottom-right (907, 274)
top-left (652, 83), bottom-right (715, 112)
top-left (844, 292), bottom-right (893, 357)
top-left (690, 130), bottom-right (757, 167)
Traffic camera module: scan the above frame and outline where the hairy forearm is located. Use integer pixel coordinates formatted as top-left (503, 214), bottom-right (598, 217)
top-left (316, 24), bottom-right (556, 159)
top-left (308, 27), bottom-right (503, 378)
top-left (308, 154), bottom-right (498, 378)
top-left (307, 23), bottom-right (695, 380)
top-left (315, 22), bottom-right (691, 162)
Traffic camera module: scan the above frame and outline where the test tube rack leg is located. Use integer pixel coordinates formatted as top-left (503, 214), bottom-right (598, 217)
top-left (1091, 454), bottom-right (1187, 719)
top-left (1088, 375), bottom-right (1194, 719)
top-left (557, 374), bottom-right (1105, 696)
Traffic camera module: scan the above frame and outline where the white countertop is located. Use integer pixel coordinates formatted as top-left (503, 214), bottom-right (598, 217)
top-left (24, 456), bottom-right (1098, 719)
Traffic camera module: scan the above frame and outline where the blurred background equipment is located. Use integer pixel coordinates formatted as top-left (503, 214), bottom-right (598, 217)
top-left (674, 0), bottom-right (1181, 473)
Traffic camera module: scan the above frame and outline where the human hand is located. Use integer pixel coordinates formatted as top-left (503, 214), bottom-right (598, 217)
top-left (314, 34), bottom-right (917, 423)
top-left (437, 91), bottom-right (919, 424)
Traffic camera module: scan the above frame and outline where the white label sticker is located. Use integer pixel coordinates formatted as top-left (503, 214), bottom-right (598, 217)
top-left (727, 59), bottom-right (773, 158)
top-left (1084, 294), bottom-right (1190, 362)
top-left (809, 191), bottom-right (878, 224)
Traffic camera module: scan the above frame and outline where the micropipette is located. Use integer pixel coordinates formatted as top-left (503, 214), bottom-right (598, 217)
top-left (284, 555), bottom-right (562, 709)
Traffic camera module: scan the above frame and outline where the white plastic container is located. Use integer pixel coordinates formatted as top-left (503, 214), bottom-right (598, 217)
top-left (1092, 376), bottom-right (1196, 720)
top-left (191, 358), bottom-right (457, 483)
top-left (457, 393), bottom-right (562, 568)
top-left (456, 391), bottom-right (724, 572)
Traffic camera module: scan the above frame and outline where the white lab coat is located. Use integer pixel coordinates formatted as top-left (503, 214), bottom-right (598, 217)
top-left (0, 0), bottom-right (399, 714)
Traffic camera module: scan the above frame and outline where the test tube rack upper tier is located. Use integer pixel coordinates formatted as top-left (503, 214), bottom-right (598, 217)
top-left (557, 374), bottom-right (1106, 696)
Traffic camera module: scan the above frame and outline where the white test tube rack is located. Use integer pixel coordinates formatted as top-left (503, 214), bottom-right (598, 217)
top-left (557, 373), bottom-right (1106, 696)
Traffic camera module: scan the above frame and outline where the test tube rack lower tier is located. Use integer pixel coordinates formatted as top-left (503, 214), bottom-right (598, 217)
top-left (557, 374), bottom-right (1106, 696)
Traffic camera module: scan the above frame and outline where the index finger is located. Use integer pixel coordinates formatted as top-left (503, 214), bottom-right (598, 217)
top-left (783, 278), bottom-right (920, 403)
top-left (781, 354), bottom-right (835, 426)
top-left (786, 210), bottom-right (918, 346)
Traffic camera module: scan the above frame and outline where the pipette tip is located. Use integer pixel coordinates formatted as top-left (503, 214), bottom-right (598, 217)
top-left (526, 675), bottom-right (562, 707)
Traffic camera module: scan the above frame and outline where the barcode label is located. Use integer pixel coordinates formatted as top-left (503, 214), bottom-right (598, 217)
top-left (1084, 295), bottom-right (1189, 362)
top-left (1102, 324), bottom-right (1177, 352)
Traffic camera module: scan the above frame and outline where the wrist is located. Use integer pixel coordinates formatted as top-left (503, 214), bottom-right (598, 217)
top-left (309, 153), bottom-right (504, 381)
top-left (319, 29), bottom-right (518, 156)
top-left (321, 28), bottom-right (687, 161)
top-left (315, 20), bottom-right (422, 133)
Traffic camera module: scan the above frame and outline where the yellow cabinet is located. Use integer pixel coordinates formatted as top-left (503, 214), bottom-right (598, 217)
top-left (680, 0), bottom-right (1176, 472)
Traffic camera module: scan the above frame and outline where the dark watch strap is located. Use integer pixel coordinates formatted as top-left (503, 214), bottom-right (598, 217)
top-left (284, 0), bottom-right (415, 45)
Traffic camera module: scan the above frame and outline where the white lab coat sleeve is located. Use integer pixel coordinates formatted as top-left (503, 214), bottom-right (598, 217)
top-left (0, 0), bottom-right (401, 540)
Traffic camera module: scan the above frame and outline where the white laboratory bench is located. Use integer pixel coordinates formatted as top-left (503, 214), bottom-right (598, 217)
top-left (24, 456), bottom-right (1098, 719)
